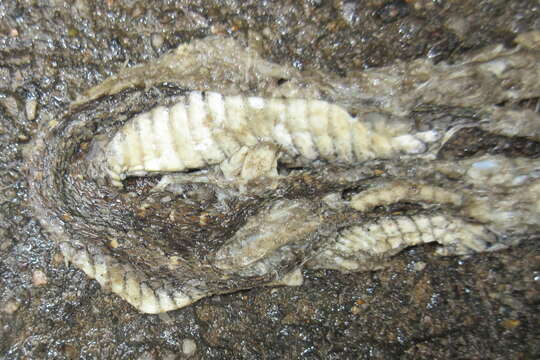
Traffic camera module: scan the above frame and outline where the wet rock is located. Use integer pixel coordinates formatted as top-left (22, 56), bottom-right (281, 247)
top-left (376, 0), bottom-right (410, 24)
top-left (1, 0), bottom-right (540, 358)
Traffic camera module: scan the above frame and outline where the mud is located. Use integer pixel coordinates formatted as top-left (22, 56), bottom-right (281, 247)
top-left (1, 0), bottom-right (539, 359)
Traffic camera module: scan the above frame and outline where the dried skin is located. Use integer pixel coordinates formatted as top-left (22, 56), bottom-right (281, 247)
top-left (25, 35), bottom-right (540, 313)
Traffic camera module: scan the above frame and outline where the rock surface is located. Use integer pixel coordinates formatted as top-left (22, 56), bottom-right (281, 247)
top-left (1, 0), bottom-right (539, 358)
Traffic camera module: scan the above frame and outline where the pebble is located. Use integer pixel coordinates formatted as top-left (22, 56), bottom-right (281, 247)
top-left (32, 269), bottom-right (48, 286)
top-left (515, 30), bottom-right (540, 50)
top-left (412, 261), bottom-right (427, 272)
top-left (52, 251), bottom-right (65, 266)
top-left (1, 96), bottom-right (19, 118)
top-left (501, 319), bottom-right (521, 329)
top-left (0, 237), bottom-right (13, 251)
top-left (182, 339), bottom-right (197, 357)
top-left (151, 34), bottom-right (164, 49)
top-left (350, 305), bottom-right (360, 314)
top-left (341, 2), bottom-right (358, 25)
top-left (0, 68), bottom-right (8, 84)
top-left (109, 238), bottom-right (119, 248)
top-left (25, 98), bottom-right (37, 121)
top-left (351, 298), bottom-right (368, 314)
top-left (1, 298), bottom-right (20, 314)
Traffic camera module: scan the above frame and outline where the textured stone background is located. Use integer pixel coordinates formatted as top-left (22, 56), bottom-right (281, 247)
top-left (0, 0), bottom-right (539, 358)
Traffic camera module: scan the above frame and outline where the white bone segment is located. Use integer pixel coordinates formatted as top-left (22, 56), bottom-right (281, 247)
top-left (246, 96), bottom-right (274, 141)
top-left (170, 101), bottom-right (205, 169)
top-left (187, 92), bottom-right (225, 163)
top-left (206, 92), bottom-right (242, 156)
top-left (223, 95), bottom-right (258, 146)
top-left (269, 98), bottom-right (297, 156)
top-left (124, 120), bottom-right (144, 173)
top-left (105, 92), bottom-right (434, 186)
top-left (329, 104), bottom-right (354, 162)
top-left (152, 106), bottom-right (184, 171)
top-left (286, 99), bottom-right (318, 160)
top-left (351, 122), bottom-right (374, 162)
top-left (136, 112), bottom-right (159, 171)
top-left (308, 214), bottom-right (496, 272)
top-left (59, 240), bottom-right (201, 314)
top-left (307, 100), bottom-right (335, 160)
top-left (350, 181), bottom-right (463, 212)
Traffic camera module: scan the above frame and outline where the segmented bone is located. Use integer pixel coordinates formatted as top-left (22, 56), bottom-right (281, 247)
top-left (309, 214), bottom-right (496, 272)
top-left (25, 35), bottom-right (540, 314)
top-left (350, 181), bottom-right (464, 212)
top-left (105, 92), bottom-right (434, 186)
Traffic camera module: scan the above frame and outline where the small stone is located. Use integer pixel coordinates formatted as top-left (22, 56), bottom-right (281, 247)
top-left (0, 68), bottom-right (9, 85)
top-left (351, 298), bottom-right (368, 314)
top-left (32, 269), bottom-right (48, 286)
top-left (515, 31), bottom-right (540, 50)
top-left (210, 23), bottom-right (227, 35)
top-left (182, 339), bottom-right (197, 357)
top-left (52, 252), bottom-right (65, 266)
top-left (25, 99), bottom-right (37, 121)
top-left (199, 213), bottom-right (209, 226)
top-left (0, 238), bottom-right (12, 251)
top-left (160, 195), bottom-right (172, 203)
top-left (151, 34), bottom-right (164, 49)
top-left (501, 319), bottom-right (521, 329)
top-left (0, 228), bottom-right (12, 250)
top-left (109, 238), bottom-right (119, 248)
top-left (62, 344), bottom-right (79, 360)
top-left (1, 96), bottom-right (19, 118)
top-left (341, 1), bottom-right (358, 25)
top-left (158, 312), bottom-right (173, 323)
top-left (1, 298), bottom-right (20, 314)
top-left (12, 70), bottom-right (24, 88)
top-left (262, 27), bottom-right (273, 39)
top-left (67, 27), bottom-right (79, 38)
top-left (412, 261), bottom-right (427, 272)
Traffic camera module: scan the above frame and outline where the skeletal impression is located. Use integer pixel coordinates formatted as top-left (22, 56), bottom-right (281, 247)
top-left (102, 92), bottom-right (435, 187)
top-left (26, 35), bottom-right (540, 313)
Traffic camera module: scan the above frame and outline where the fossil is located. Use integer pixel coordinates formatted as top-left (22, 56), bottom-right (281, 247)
top-left (25, 35), bottom-right (540, 313)
top-left (102, 91), bottom-right (435, 188)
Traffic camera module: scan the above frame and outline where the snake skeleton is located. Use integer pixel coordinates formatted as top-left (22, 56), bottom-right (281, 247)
top-left (103, 91), bottom-right (435, 187)
top-left (26, 35), bottom-right (540, 313)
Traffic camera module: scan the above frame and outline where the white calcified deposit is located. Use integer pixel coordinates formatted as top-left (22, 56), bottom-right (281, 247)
top-left (27, 34), bottom-right (540, 313)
